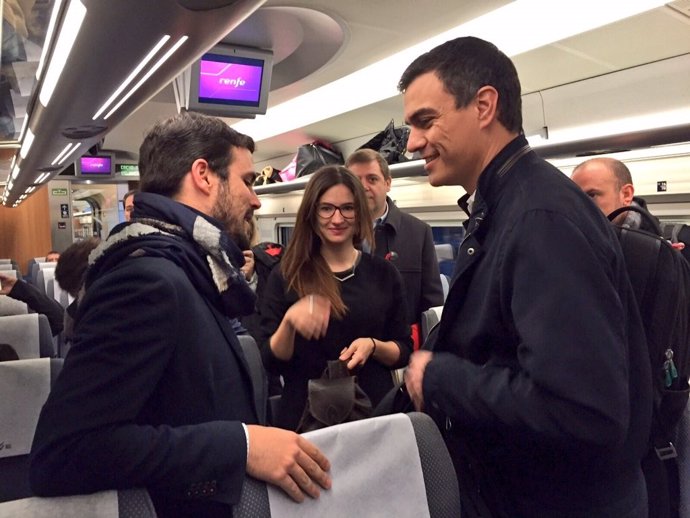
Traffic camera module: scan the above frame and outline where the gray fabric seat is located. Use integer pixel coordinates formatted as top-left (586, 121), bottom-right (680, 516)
top-left (0, 488), bottom-right (156, 518)
top-left (0, 358), bottom-right (64, 503)
top-left (237, 334), bottom-right (268, 425)
top-left (420, 306), bottom-right (443, 346)
top-left (0, 314), bottom-right (55, 358)
top-left (0, 295), bottom-right (28, 316)
top-left (232, 412), bottom-right (461, 518)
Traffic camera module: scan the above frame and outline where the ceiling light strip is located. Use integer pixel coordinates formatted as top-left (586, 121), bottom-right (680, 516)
top-left (20, 129), bottom-right (35, 159)
top-left (104, 35), bottom-right (188, 120)
top-left (93, 35), bottom-right (171, 120)
top-left (11, 166), bottom-right (20, 180)
top-left (233, 0), bottom-right (666, 141)
top-left (58, 142), bottom-right (82, 165)
top-left (52, 142), bottom-right (75, 165)
top-left (35, 0), bottom-right (64, 80)
top-left (39, 0), bottom-right (87, 108)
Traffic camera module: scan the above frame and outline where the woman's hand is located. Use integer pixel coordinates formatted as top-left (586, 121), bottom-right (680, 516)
top-left (339, 337), bottom-right (377, 370)
top-left (286, 294), bottom-right (331, 340)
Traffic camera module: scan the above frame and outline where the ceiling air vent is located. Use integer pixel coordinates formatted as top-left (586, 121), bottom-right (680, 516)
top-left (36, 165), bottom-right (64, 173)
top-left (62, 125), bottom-right (108, 139)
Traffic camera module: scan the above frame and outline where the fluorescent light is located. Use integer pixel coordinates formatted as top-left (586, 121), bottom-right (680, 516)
top-left (35, 172), bottom-right (50, 184)
top-left (25, 186), bottom-right (36, 194)
top-left (528, 107), bottom-right (690, 149)
top-left (52, 142), bottom-right (82, 165)
top-left (36, 0), bottom-right (64, 80)
top-left (58, 142), bottom-right (82, 165)
top-left (93, 35), bottom-right (171, 120)
top-left (11, 166), bottom-right (20, 180)
top-left (20, 129), bottom-right (35, 159)
top-left (104, 35), bottom-right (188, 120)
top-left (233, 0), bottom-right (665, 141)
top-left (18, 116), bottom-right (29, 142)
top-left (547, 141), bottom-right (690, 169)
top-left (39, 0), bottom-right (87, 107)
top-left (52, 143), bottom-right (75, 165)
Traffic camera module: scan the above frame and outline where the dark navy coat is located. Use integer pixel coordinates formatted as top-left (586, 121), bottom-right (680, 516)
top-left (423, 136), bottom-right (652, 517)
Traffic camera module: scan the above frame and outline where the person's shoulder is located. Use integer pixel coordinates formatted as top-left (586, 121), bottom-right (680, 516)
top-left (397, 209), bottom-right (432, 232)
top-left (362, 252), bottom-right (400, 277)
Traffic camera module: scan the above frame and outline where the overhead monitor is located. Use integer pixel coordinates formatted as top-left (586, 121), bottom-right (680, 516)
top-left (76, 154), bottom-right (113, 177)
top-left (188, 45), bottom-right (273, 119)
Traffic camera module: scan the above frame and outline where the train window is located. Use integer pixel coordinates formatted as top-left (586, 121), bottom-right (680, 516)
top-left (277, 225), bottom-right (294, 246)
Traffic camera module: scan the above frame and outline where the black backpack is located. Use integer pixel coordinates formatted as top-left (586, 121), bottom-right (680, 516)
top-left (608, 205), bottom-right (690, 518)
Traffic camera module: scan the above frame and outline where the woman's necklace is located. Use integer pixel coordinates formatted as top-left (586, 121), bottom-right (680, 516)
top-left (334, 249), bottom-right (359, 282)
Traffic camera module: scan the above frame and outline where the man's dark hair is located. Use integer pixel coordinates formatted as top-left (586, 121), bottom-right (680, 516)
top-left (398, 36), bottom-right (522, 133)
top-left (138, 111), bottom-right (255, 197)
top-left (345, 149), bottom-right (391, 181)
top-left (55, 238), bottom-right (100, 297)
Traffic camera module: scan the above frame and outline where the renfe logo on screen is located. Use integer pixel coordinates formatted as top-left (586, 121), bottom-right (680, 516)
top-left (198, 57), bottom-right (263, 105)
top-left (80, 156), bottom-right (111, 174)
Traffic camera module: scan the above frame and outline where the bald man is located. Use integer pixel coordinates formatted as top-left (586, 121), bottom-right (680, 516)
top-left (572, 157), bottom-right (689, 258)
top-left (570, 157), bottom-right (659, 232)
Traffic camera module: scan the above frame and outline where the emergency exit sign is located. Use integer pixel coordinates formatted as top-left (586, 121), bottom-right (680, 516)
top-left (51, 188), bottom-right (68, 196)
top-left (116, 164), bottom-right (139, 176)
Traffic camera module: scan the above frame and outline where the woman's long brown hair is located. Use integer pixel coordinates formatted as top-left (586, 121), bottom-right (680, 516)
top-left (281, 166), bottom-right (373, 319)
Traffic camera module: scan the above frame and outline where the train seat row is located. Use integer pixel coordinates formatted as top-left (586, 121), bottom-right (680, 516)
top-left (0, 327), bottom-right (460, 517)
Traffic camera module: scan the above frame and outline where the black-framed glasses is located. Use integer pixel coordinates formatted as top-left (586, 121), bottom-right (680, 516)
top-left (317, 203), bottom-right (356, 219)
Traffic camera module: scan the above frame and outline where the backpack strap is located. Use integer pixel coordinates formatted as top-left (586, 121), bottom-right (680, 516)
top-left (608, 205), bottom-right (662, 236)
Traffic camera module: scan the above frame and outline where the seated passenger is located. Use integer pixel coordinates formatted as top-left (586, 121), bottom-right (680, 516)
top-left (260, 166), bottom-right (412, 431)
top-left (45, 250), bottom-right (60, 262)
top-left (0, 272), bottom-right (64, 336)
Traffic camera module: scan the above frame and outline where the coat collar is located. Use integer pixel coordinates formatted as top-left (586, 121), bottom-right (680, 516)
top-left (378, 196), bottom-right (403, 234)
top-left (458, 134), bottom-right (532, 218)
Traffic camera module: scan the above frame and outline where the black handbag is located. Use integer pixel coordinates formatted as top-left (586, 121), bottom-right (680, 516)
top-left (296, 360), bottom-right (373, 433)
top-left (357, 119), bottom-right (410, 165)
top-left (295, 141), bottom-right (344, 178)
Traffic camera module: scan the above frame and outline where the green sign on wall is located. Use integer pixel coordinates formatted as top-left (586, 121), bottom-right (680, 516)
top-left (51, 188), bottom-right (68, 196)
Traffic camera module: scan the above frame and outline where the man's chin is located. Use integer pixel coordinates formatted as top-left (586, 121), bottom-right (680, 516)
top-left (229, 231), bottom-right (251, 251)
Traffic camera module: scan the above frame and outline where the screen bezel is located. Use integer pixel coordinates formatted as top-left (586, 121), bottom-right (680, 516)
top-left (76, 154), bottom-right (114, 177)
top-left (188, 45), bottom-right (273, 118)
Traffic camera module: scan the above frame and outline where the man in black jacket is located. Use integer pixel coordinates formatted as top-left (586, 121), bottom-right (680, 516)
top-left (30, 112), bottom-right (331, 517)
top-left (346, 149), bottom-right (444, 332)
top-left (401, 37), bottom-right (652, 517)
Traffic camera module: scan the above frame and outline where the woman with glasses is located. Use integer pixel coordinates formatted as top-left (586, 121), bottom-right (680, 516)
top-left (259, 165), bottom-right (412, 431)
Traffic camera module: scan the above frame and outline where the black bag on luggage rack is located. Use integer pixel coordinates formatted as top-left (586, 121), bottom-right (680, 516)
top-left (608, 205), bottom-right (690, 518)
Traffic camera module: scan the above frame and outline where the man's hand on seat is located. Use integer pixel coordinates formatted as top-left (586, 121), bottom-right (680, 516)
top-left (245, 425), bottom-right (331, 502)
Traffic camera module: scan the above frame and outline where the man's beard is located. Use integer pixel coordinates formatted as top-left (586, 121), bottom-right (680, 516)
top-left (212, 182), bottom-right (251, 250)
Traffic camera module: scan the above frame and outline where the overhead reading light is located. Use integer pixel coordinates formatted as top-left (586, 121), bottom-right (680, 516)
top-left (233, 0), bottom-right (666, 141)
top-left (35, 0), bottom-right (64, 80)
top-left (104, 35), bottom-right (188, 120)
top-left (39, 0), bottom-right (87, 108)
top-left (93, 35), bottom-right (171, 120)
top-left (20, 129), bottom-right (35, 159)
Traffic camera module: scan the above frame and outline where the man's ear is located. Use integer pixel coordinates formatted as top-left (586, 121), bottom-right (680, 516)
top-left (475, 86), bottom-right (499, 129)
top-left (620, 183), bottom-right (635, 206)
top-left (189, 158), bottom-right (213, 195)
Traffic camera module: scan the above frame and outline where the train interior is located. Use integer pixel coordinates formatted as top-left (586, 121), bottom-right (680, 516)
top-left (0, 0), bottom-right (690, 514)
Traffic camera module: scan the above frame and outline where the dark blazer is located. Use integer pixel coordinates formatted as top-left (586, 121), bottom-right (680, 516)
top-left (374, 198), bottom-right (444, 324)
top-left (29, 255), bottom-right (258, 517)
top-left (423, 136), bottom-right (652, 517)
